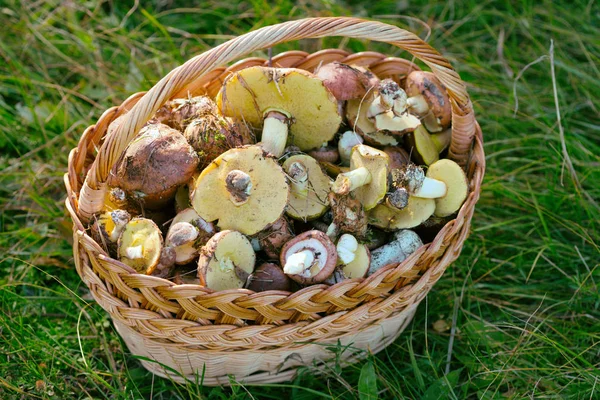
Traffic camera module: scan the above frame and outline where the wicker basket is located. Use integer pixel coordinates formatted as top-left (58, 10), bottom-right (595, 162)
top-left (64, 17), bottom-right (484, 385)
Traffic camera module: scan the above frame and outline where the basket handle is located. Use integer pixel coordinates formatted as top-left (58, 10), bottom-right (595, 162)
top-left (78, 16), bottom-right (476, 222)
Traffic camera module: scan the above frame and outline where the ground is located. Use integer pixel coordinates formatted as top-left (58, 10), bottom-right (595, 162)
top-left (0, 0), bottom-right (598, 399)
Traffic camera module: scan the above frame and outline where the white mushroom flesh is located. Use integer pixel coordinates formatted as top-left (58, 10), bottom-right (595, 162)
top-left (125, 245), bottom-right (143, 260)
top-left (284, 249), bottom-right (315, 276)
top-left (261, 112), bottom-right (289, 157)
top-left (337, 234), bottom-right (359, 264)
top-left (283, 238), bottom-right (329, 277)
top-left (412, 177), bottom-right (448, 199)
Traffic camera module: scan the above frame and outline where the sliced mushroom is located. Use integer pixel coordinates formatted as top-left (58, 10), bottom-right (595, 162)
top-left (256, 216), bottom-right (294, 260)
top-left (426, 159), bottom-right (469, 217)
top-left (117, 218), bottom-right (163, 274)
top-left (217, 66), bottom-right (341, 157)
top-left (332, 145), bottom-right (389, 210)
top-left (283, 154), bottom-right (332, 221)
top-left (405, 71), bottom-right (452, 132)
top-left (166, 208), bottom-right (215, 265)
top-left (367, 230), bottom-right (423, 276)
top-left (190, 146), bottom-right (289, 235)
top-left (198, 230), bottom-right (256, 291)
top-left (246, 263), bottom-right (292, 292)
top-left (280, 230), bottom-right (337, 285)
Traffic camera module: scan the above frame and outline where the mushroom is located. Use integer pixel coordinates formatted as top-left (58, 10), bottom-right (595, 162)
top-left (151, 247), bottom-right (177, 278)
top-left (107, 123), bottom-right (199, 209)
top-left (315, 62), bottom-right (378, 101)
top-left (319, 161), bottom-right (350, 178)
top-left (389, 163), bottom-right (448, 200)
top-left (166, 208), bottom-right (215, 265)
top-left (280, 230), bottom-right (337, 285)
top-left (326, 191), bottom-right (368, 240)
top-left (183, 96), bottom-right (253, 168)
top-left (307, 146), bottom-right (340, 164)
top-left (367, 229), bottom-right (423, 276)
top-left (216, 66), bottom-right (341, 157)
top-left (246, 263), bottom-right (292, 292)
top-left (346, 92), bottom-right (399, 146)
top-left (256, 216), bottom-right (294, 260)
top-left (331, 145), bottom-right (389, 210)
top-left (383, 146), bottom-right (411, 170)
top-left (403, 125), bottom-right (440, 166)
top-left (430, 128), bottom-right (452, 153)
top-left (338, 130), bottom-right (364, 167)
top-left (368, 196), bottom-right (436, 230)
top-left (405, 71), bottom-right (452, 133)
top-left (190, 146), bottom-right (289, 235)
top-left (336, 234), bottom-right (371, 278)
top-left (283, 154), bottom-right (332, 221)
top-left (365, 79), bottom-right (422, 135)
top-left (117, 218), bottom-right (164, 274)
top-left (90, 209), bottom-right (131, 256)
top-left (160, 96), bottom-right (216, 132)
top-left (197, 230), bottom-right (256, 291)
top-left (174, 182), bottom-right (192, 214)
top-left (426, 159), bottom-right (469, 217)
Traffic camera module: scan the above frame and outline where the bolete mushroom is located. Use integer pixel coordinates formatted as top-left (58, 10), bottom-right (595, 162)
top-left (426, 159), bottom-right (469, 217)
top-left (315, 62), bottom-right (378, 101)
top-left (307, 146), bottom-right (339, 164)
top-left (166, 208), bottom-right (215, 264)
top-left (367, 229), bottom-right (423, 276)
top-left (332, 145), bottom-right (389, 210)
top-left (283, 154), bottom-right (332, 221)
top-left (389, 163), bottom-right (447, 200)
top-left (368, 196), bottom-right (436, 230)
top-left (216, 66), bottom-right (341, 157)
top-left (403, 125), bottom-right (440, 166)
top-left (197, 230), bottom-right (256, 291)
top-left (280, 230), bottom-right (337, 285)
top-left (327, 191), bottom-right (368, 240)
top-left (246, 263), bottom-right (292, 292)
top-left (405, 71), bottom-right (452, 133)
top-left (338, 130), bottom-right (364, 167)
top-left (117, 217), bottom-right (164, 274)
top-left (91, 209), bottom-right (131, 256)
top-left (336, 234), bottom-right (371, 278)
top-left (366, 79), bottom-right (422, 135)
top-left (346, 92), bottom-right (399, 146)
top-left (190, 146), bottom-right (289, 235)
top-left (256, 216), bottom-right (294, 260)
top-left (107, 123), bottom-right (199, 209)
top-left (383, 146), bottom-right (411, 170)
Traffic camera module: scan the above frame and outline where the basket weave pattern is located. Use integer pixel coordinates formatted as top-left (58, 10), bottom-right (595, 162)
top-left (64, 17), bottom-right (484, 384)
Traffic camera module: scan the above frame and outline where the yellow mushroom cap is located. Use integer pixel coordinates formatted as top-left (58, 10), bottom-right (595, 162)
top-left (426, 159), bottom-right (469, 217)
top-left (349, 145), bottom-right (390, 210)
top-left (283, 154), bottom-right (332, 221)
top-left (190, 146), bottom-right (289, 235)
top-left (117, 218), bottom-right (163, 274)
top-left (216, 66), bottom-right (341, 151)
top-left (368, 196), bottom-right (436, 230)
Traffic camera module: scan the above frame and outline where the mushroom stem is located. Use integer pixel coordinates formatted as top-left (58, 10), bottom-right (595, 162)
top-left (406, 94), bottom-right (429, 115)
top-left (225, 170), bottom-right (253, 206)
top-left (338, 131), bottom-right (363, 166)
top-left (283, 249), bottom-right (315, 275)
top-left (125, 245), bottom-right (143, 259)
top-left (332, 167), bottom-right (372, 195)
top-left (412, 177), bottom-right (447, 198)
top-left (260, 110), bottom-right (290, 157)
top-left (336, 234), bottom-right (358, 264)
top-left (287, 161), bottom-right (309, 195)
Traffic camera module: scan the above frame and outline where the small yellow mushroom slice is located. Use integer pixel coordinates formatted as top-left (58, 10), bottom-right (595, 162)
top-left (426, 159), bottom-right (469, 217)
top-left (117, 218), bottom-right (163, 274)
top-left (198, 231), bottom-right (256, 291)
top-left (283, 154), bottom-right (332, 221)
top-left (368, 196), bottom-right (436, 230)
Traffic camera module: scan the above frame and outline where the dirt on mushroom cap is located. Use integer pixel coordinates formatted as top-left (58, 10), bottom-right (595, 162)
top-left (216, 66), bottom-right (341, 151)
top-left (190, 146), bottom-right (289, 235)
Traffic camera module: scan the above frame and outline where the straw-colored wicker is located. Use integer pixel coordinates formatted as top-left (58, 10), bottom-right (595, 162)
top-left (64, 17), bottom-right (484, 385)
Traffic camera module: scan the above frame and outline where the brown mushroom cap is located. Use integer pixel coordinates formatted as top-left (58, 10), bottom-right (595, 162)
top-left (256, 217), bottom-right (295, 260)
top-left (283, 154), bottom-right (332, 221)
top-left (117, 217), bottom-right (163, 274)
top-left (246, 263), bottom-right (292, 292)
top-left (346, 92), bottom-right (399, 146)
top-left (216, 66), bottom-right (341, 152)
top-left (426, 159), bottom-right (469, 217)
top-left (197, 230), bottom-right (256, 291)
top-left (167, 208), bottom-right (215, 264)
top-left (190, 146), bottom-right (289, 235)
top-left (368, 196), bottom-right (436, 230)
top-left (405, 71), bottom-right (452, 130)
top-left (108, 123), bottom-right (199, 209)
top-left (280, 230), bottom-right (337, 285)
top-left (307, 146), bottom-right (340, 164)
top-left (383, 146), bottom-right (411, 170)
top-left (315, 62), bottom-right (377, 101)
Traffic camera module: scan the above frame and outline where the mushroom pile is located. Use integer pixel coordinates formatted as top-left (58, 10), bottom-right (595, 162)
top-left (89, 60), bottom-right (468, 293)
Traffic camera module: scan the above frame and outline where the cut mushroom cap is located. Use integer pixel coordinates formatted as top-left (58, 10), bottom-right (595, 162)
top-left (426, 159), bottom-right (469, 217)
top-left (198, 230), bottom-right (256, 291)
top-left (280, 230), bottom-right (337, 285)
top-left (117, 218), bottom-right (163, 274)
top-left (405, 71), bottom-right (452, 132)
top-left (256, 216), bottom-right (294, 260)
top-left (332, 145), bottom-right (389, 210)
top-left (283, 154), bottom-right (332, 221)
top-left (346, 92), bottom-right (399, 147)
top-left (190, 146), bottom-right (289, 235)
top-left (216, 66), bottom-right (341, 157)
top-left (368, 196), bottom-right (436, 230)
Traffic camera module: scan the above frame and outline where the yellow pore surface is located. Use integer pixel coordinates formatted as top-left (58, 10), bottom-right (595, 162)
top-left (118, 218), bottom-right (162, 274)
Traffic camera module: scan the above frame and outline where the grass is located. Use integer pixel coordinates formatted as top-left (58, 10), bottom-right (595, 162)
top-left (1, 0), bottom-right (599, 398)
